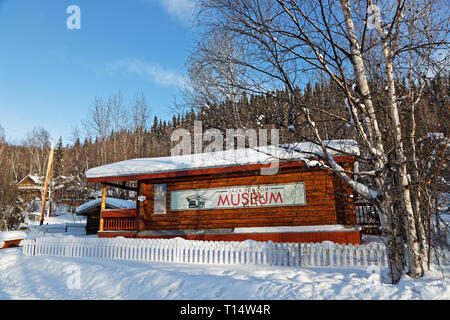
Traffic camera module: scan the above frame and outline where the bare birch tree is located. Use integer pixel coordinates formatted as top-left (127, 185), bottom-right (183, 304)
top-left (185, 31), bottom-right (250, 128)
top-left (83, 96), bottom-right (112, 166)
top-left (24, 127), bottom-right (51, 176)
top-left (130, 93), bottom-right (151, 158)
top-left (189, 0), bottom-right (449, 283)
top-left (108, 92), bottom-right (128, 162)
top-left (0, 140), bottom-right (22, 231)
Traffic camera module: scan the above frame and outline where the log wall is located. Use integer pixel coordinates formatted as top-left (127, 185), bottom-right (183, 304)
top-left (137, 164), bottom-right (356, 231)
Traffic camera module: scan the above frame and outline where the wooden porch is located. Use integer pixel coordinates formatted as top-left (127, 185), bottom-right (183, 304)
top-left (99, 203), bottom-right (381, 238)
top-left (93, 162), bottom-right (381, 243)
top-left (102, 208), bottom-right (136, 231)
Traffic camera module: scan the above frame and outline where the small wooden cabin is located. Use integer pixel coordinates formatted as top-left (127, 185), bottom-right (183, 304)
top-left (17, 175), bottom-right (43, 203)
top-left (85, 141), bottom-right (361, 244)
top-left (75, 197), bottom-right (136, 235)
top-left (17, 175), bottom-right (90, 213)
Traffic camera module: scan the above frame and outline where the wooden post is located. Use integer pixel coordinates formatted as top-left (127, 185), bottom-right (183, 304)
top-left (39, 138), bottom-right (55, 226)
top-left (136, 181), bottom-right (144, 231)
top-left (47, 162), bottom-right (53, 218)
top-left (99, 184), bottom-right (107, 231)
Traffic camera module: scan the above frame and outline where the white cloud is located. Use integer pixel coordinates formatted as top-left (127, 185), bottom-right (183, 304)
top-left (107, 58), bottom-right (186, 88)
top-left (147, 0), bottom-right (196, 24)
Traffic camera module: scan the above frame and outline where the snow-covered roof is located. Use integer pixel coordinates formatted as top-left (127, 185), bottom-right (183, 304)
top-left (0, 231), bottom-right (27, 241)
top-left (85, 140), bottom-right (358, 180)
top-left (282, 139), bottom-right (359, 157)
top-left (17, 175), bottom-right (43, 186)
top-left (75, 197), bottom-right (136, 215)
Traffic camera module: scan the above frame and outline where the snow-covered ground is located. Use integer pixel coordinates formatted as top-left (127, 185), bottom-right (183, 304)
top-left (0, 246), bottom-right (448, 300)
top-left (27, 212), bottom-right (86, 227)
top-left (0, 212), bottom-right (449, 300)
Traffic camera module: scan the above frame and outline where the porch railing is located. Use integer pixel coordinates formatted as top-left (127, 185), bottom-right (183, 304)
top-left (102, 209), bottom-right (136, 231)
top-left (100, 203), bottom-right (381, 234)
top-left (355, 201), bottom-right (381, 235)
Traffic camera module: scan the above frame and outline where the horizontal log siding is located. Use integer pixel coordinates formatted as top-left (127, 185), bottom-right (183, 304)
top-left (332, 162), bottom-right (357, 226)
top-left (139, 166), bottom-right (348, 231)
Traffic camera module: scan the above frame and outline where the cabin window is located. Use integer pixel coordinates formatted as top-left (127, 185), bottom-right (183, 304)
top-left (154, 184), bottom-right (167, 214)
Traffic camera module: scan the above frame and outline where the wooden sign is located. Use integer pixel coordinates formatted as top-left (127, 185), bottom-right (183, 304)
top-left (170, 182), bottom-right (305, 211)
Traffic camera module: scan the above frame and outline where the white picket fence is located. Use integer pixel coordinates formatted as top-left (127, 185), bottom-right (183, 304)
top-left (21, 237), bottom-right (388, 268)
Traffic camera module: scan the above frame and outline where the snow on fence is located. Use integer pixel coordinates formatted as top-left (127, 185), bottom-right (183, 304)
top-left (21, 237), bottom-right (387, 268)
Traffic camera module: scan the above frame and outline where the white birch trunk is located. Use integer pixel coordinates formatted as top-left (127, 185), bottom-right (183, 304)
top-left (340, 0), bottom-right (410, 282)
top-left (371, 5), bottom-right (424, 277)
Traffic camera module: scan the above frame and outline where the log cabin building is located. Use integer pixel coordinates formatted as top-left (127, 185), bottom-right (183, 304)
top-left (85, 140), bottom-right (361, 244)
top-left (17, 175), bottom-right (43, 203)
top-left (17, 174), bottom-right (91, 214)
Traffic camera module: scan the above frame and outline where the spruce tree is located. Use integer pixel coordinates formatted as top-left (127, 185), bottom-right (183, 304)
top-left (53, 137), bottom-right (64, 177)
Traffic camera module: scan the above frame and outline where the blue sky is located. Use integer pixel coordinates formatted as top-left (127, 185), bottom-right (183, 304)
top-left (0, 0), bottom-right (195, 144)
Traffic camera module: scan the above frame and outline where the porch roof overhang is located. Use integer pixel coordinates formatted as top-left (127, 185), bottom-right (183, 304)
top-left (75, 197), bottom-right (136, 216)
